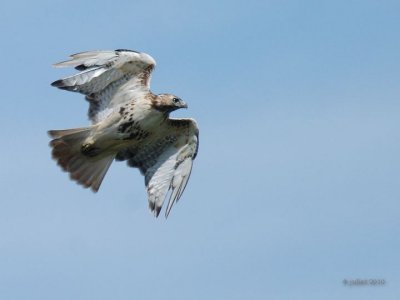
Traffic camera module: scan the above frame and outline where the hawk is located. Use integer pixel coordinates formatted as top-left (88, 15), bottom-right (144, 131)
top-left (48, 49), bottom-right (199, 218)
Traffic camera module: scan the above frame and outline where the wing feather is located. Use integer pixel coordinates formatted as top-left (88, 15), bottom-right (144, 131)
top-left (147, 120), bottom-right (198, 217)
top-left (53, 50), bottom-right (118, 69)
top-left (146, 149), bottom-right (179, 216)
top-left (51, 49), bottom-right (156, 123)
top-left (117, 119), bottom-right (199, 217)
top-left (165, 152), bottom-right (194, 217)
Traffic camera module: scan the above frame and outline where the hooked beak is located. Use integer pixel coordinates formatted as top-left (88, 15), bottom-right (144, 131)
top-left (181, 101), bottom-right (188, 109)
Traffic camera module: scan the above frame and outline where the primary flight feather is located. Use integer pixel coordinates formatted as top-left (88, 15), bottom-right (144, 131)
top-left (48, 49), bottom-right (199, 218)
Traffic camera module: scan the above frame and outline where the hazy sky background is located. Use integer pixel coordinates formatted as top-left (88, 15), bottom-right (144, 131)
top-left (0, 0), bottom-right (399, 299)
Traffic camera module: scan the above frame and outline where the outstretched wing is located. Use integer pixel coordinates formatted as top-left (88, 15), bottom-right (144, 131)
top-left (116, 119), bottom-right (199, 218)
top-left (51, 49), bottom-right (156, 123)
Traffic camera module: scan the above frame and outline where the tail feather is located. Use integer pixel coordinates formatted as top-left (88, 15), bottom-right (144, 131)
top-left (48, 127), bottom-right (115, 192)
top-left (49, 127), bottom-right (90, 138)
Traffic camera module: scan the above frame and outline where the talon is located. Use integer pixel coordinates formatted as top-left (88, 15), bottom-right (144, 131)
top-left (81, 143), bottom-right (100, 157)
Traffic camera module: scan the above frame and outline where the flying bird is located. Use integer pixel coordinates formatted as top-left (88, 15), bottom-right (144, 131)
top-left (48, 49), bottom-right (199, 218)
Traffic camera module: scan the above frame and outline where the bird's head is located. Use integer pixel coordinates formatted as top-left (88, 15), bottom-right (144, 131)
top-left (153, 94), bottom-right (188, 114)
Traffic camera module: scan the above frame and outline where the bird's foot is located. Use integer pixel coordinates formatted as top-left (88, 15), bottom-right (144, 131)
top-left (81, 142), bottom-right (100, 157)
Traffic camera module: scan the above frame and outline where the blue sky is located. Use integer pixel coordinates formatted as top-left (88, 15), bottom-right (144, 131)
top-left (0, 0), bottom-right (399, 299)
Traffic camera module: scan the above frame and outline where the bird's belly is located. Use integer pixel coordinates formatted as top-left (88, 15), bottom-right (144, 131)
top-left (117, 119), bottom-right (151, 141)
top-left (84, 109), bottom-right (164, 156)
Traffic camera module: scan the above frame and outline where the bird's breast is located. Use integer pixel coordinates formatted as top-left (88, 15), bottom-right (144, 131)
top-left (116, 103), bottom-right (165, 141)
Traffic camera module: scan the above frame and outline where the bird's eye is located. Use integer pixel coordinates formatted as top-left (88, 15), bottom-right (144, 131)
top-left (172, 98), bottom-right (180, 104)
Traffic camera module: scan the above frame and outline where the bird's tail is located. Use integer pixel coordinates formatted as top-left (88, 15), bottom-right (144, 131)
top-left (48, 127), bottom-right (115, 192)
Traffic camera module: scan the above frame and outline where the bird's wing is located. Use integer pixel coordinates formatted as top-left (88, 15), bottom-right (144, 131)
top-left (51, 49), bottom-right (156, 123)
top-left (117, 119), bottom-right (199, 218)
